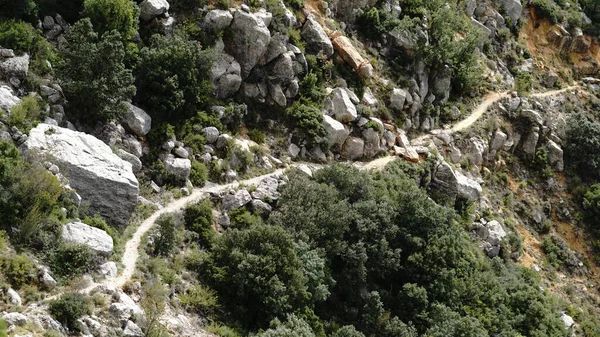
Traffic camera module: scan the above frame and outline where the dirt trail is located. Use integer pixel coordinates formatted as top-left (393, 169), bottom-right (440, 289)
top-left (42, 84), bottom-right (586, 301)
top-left (451, 91), bottom-right (510, 133)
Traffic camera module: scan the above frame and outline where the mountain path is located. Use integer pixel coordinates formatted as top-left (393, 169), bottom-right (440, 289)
top-left (40, 84), bottom-right (583, 302)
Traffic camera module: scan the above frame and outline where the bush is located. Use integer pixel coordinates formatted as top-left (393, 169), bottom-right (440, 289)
top-left (228, 207), bottom-right (262, 229)
top-left (0, 20), bottom-right (37, 54)
top-left (1, 254), bottom-right (36, 289)
top-left (8, 95), bottom-right (41, 132)
top-left (207, 225), bottom-right (312, 328)
top-left (285, 100), bottom-right (325, 145)
top-left (190, 161), bottom-right (208, 187)
top-left (179, 284), bottom-right (219, 314)
top-left (564, 114), bottom-right (600, 181)
top-left (0, 0), bottom-right (36, 20)
top-left (515, 72), bottom-right (532, 95)
top-left (82, 0), bottom-right (140, 40)
top-left (49, 243), bottom-right (94, 278)
top-left (57, 18), bottom-right (135, 122)
top-left (184, 201), bottom-right (213, 247)
top-left (532, 0), bottom-right (563, 24)
top-left (248, 129), bottom-right (266, 144)
top-left (153, 213), bottom-right (177, 256)
top-left (49, 293), bottom-right (92, 333)
top-left (135, 33), bottom-right (213, 122)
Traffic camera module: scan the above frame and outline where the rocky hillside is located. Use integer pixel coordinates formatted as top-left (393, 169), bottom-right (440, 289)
top-left (2, 0), bottom-right (600, 336)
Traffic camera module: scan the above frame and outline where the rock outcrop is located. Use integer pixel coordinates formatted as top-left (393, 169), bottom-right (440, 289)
top-left (122, 103), bottom-right (152, 137)
top-left (227, 10), bottom-right (271, 79)
top-left (22, 124), bottom-right (139, 226)
top-left (301, 16), bottom-right (334, 57)
top-left (62, 221), bottom-right (114, 256)
top-left (331, 34), bottom-right (373, 78)
top-left (139, 0), bottom-right (170, 21)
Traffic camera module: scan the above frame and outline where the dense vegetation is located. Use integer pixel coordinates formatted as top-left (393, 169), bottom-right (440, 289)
top-left (181, 163), bottom-right (570, 337)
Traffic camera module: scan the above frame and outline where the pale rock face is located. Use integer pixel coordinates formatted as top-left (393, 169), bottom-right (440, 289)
top-left (499, 0), bottom-right (523, 23)
top-left (163, 155), bottom-right (191, 182)
top-left (122, 103), bottom-right (152, 137)
top-left (546, 139), bottom-right (564, 172)
top-left (62, 221), bottom-right (114, 256)
top-left (490, 130), bottom-right (507, 152)
top-left (331, 88), bottom-right (358, 122)
top-left (99, 261), bottom-right (118, 278)
top-left (2, 312), bottom-right (28, 326)
top-left (203, 9), bottom-right (233, 31)
top-left (222, 189), bottom-right (252, 211)
top-left (0, 54), bottom-right (29, 80)
top-left (139, 0), bottom-right (170, 21)
top-left (456, 171), bottom-right (482, 201)
top-left (561, 312), bottom-right (575, 329)
top-left (323, 115), bottom-right (349, 148)
top-left (390, 88), bottom-right (408, 111)
top-left (7, 288), bottom-right (21, 306)
top-left (341, 137), bottom-right (365, 160)
top-left (123, 320), bottom-right (145, 337)
top-left (0, 85), bottom-right (20, 112)
top-left (362, 128), bottom-right (381, 158)
top-left (485, 220), bottom-right (506, 246)
top-left (227, 10), bottom-right (271, 79)
top-left (251, 176), bottom-right (280, 201)
top-left (301, 16), bottom-right (334, 57)
top-left (22, 124), bottom-right (139, 226)
top-left (211, 52), bottom-right (242, 99)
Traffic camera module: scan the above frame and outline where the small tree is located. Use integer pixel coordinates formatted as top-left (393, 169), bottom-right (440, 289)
top-left (82, 0), bottom-right (140, 40)
top-left (135, 33), bottom-right (213, 122)
top-left (49, 293), bottom-right (92, 333)
top-left (57, 18), bottom-right (135, 122)
top-left (153, 213), bottom-right (177, 257)
top-left (183, 200), bottom-right (213, 247)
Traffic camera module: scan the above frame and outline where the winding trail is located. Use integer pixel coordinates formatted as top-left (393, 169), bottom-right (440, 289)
top-left (42, 83), bottom-right (584, 301)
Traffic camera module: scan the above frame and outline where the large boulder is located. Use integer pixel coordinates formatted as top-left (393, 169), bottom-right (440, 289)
top-left (456, 171), bottom-right (482, 201)
top-left (546, 139), bottom-right (564, 172)
top-left (430, 161), bottom-right (458, 198)
top-left (521, 128), bottom-right (539, 158)
top-left (499, 0), bottom-right (523, 23)
top-left (332, 35), bottom-right (373, 78)
top-left (330, 88), bottom-right (358, 122)
top-left (0, 85), bottom-right (20, 112)
top-left (22, 124), bottom-right (139, 226)
top-left (390, 88), bottom-right (408, 111)
top-left (485, 220), bottom-right (506, 246)
top-left (301, 16), bottom-right (334, 57)
top-left (251, 176), bottom-right (280, 201)
top-left (323, 115), bottom-right (349, 148)
top-left (222, 189), bottom-right (252, 211)
top-left (163, 154), bottom-right (191, 182)
top-left (62, 221), bottom-right (114, 256)
top-left (0, 54), bottom-right (29, 80)
top-left (122, 103), bottom-right (152, 137)
top-left (490, 130), bottom-right (507, 152)
top-left (210, 52), bottom-right (242, 99)
top-left (227, 10), bottom-right (271, 79)
top-left (341, 137), bottom-right (364, 160)
top-left (203, 9), bottom-right (233, 31)
top-left (362, 127), bottom-right (381, 158)
top-left (139, 0), bottom-right (169, 21)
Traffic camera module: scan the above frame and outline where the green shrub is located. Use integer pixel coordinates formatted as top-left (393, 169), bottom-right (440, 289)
top-left (58, 18), bottom-right (135, 122)
top-left (184, 200), bottom-right (214, 247)
top-left (135, 33), bottom-right (213, 122)
top-left (0, 20), bottom-right (37, 54)
top-left (153, 213), bottom-right (177, 256)
top-left (248, 129), bottom-right (266, 144)
top-left (49, 243), bottom-right (94, 278)
top-left (1, 254), bottom-right (36, 289)
top-left (179, 284), bottom-right (219, 314)
top-left (228, 207), bottom-right (262, 229)
top-left (206, 322), bottom-right (243, 337)
top-left (532, 0), bottom-right (563, 24)
top-left (564, 114), bottom-right (600, 181)
top-left (82, 0), bottom-right (140, 40)
top-left (0, 0), bottom-right (37, 20)
top-left (49, 293), bottom-right (92, 333)
top-left (8, 95), bottom-right (41, 132)
top-left (190, 161), bottom-right (209, 187)
top-left (285, 100), bottom-right (325, 145)
top-left (515, 72), bottom-right (532, 95)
